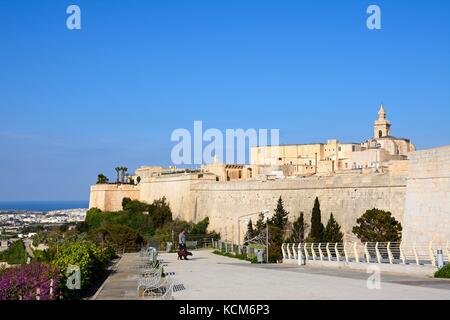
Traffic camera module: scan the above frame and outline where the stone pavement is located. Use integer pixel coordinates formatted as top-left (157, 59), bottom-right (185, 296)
top-left (93, 249), bottom-right (450, 300)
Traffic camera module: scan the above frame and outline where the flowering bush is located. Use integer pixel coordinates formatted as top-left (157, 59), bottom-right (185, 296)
top-left (0, 263), bottom-right (60, 300)
top-left (52, 241), bottom-right (114, 293)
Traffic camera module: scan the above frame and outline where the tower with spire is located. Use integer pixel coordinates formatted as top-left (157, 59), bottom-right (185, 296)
top-left (374, 104), bottom-right (391, 139)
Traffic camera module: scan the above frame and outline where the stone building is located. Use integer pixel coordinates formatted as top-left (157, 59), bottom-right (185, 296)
top-left (250, 106), bottom-right (415, 177)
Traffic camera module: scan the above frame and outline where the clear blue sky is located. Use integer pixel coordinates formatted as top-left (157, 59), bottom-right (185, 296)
top-left (0, 0), bottom-right (449, 201)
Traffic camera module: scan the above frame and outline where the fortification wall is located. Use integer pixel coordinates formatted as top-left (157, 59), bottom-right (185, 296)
top-left (139, 175), bottom-right (194, 221)
top-left (402, 145), bottom-right (450, 247)
top-left (89, 145), bottom-right (450, 245)
top-left (189, 174), bottom-right (407, 242)
top-left (89, 184), bottom-right (140, 212)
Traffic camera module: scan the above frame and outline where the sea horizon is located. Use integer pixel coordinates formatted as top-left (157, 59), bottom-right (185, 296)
top-left (0, 200), bottom-right (89, 212)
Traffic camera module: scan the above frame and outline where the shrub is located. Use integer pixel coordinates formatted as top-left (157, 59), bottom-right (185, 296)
top-left (435, 264), bottom-right (450, 279)
top-left (52, 241), bottom-right (113, 294)
top-left (90, 225), bottom-right (143, 252)
top-left (0, 240), bottom-right (28, 265)
top-left (0, 263), bottom-right (60, 300)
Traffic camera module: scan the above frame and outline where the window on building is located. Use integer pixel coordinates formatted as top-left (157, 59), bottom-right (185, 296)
top-left (379, 130), bottom-right (383, 138)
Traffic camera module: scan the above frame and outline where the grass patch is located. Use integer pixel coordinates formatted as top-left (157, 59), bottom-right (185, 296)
top-left (434, 264), bottom-right (450, 279)
top-left (212, 250), bottom-right (258, 263)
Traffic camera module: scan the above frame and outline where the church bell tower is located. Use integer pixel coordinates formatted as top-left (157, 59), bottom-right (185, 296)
top-left (374, 105), bottom-right (391, 139)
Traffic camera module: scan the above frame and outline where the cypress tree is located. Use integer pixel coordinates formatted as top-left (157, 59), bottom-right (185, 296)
top-left (308, 197), bottom-right (324, 242)
top-left (244, 219), bottom-right (255, 244)
top-left (323, 213), bottom-right (344, 243)
top-left (270, 196), bottom-right (289, 230)
top-left (289, 212), bottom-right (306, 243)
top-left (255, 212), bottom-right (266, 233)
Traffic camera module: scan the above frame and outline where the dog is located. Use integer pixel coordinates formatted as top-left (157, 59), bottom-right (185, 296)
top-left (177, 249), bottom-right (193, 260)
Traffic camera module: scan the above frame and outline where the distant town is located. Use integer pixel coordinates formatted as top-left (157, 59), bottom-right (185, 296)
top-left (0, 208), bottom-right (87, 235)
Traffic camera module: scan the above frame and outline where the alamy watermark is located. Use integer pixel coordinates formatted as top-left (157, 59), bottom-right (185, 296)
top-left (66, 265), bottom-right (81, 290)
top-left (367, 5), bottom-right (382, 30)
top-left (366, 265), bottom-right (381, 290)
top-left (171, 121), bottom-right (280, 165)
top-left (66, 5), bottom-right (81, 30)
top-left (64, 5), bottom-right (381, 32)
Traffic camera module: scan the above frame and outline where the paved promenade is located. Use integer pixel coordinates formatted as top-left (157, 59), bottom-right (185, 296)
top-left (93, 249), bottom-right (450, 300)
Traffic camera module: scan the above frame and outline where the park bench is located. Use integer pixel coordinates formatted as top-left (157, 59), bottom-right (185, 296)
top-left (138, 276), bottom-right (174, 300)
top-left (185, 241), bottom-right (198, 250)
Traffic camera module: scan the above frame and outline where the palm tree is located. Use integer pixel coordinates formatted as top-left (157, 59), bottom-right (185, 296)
top-left (122, 167), bottom-right (128, 183)
top-left (115, 167), bottom-right (121, 183)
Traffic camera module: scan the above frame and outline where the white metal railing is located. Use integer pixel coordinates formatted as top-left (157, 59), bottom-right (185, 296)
top-left (281, 241), bottom-right (450, 267)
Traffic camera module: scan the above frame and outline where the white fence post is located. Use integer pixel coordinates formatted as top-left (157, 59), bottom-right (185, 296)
top-left (304, 243), bottom-right (309, 261)
top-left (399, 242), bottom-right (406, 264)
top-left (292, 243), bottom-right (298, 260)
top-left (387, 242), bottom-right (393, 264)
top-left (343, 242), bottom-right (349, 262)
top-left (318, 243), bottom-right (324, 261)
top-left (364, 242), bottom-right (370, 263)
top-left (334, 243), bottom-right (340, 262)
top-left (326, 243), bottom-right (332, 262)
top-left (429, 241), bottom-right (436, 267)
top-left (353, 242), bottom-right (359, 263)
top-left (375, 242), bottom-right (382, 264)
top-left (281, 243), bottom-right (286, 260)
top-left (311, 243), bottom-right (316, 261)
top-left (413, 243), bottom-right (420, 265)
top-left (287, 243), bottom-right (292, 260)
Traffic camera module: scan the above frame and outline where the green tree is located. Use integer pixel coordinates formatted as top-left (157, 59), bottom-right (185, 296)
top-left (190, 217), bottom-right (210, 235)
top-left (352, 208), bottom-right (402, 242)
top-left (90, 225), bottom-right (143, 252)
top-left (288, 212), bottom-right (306, 243)
top-left (255, 212), bottom-right (266, 233)
top-left (270, 196), bottom-right (289, 229)
top-left (96, 173), bottom-right (108, 184)
top-left (123, 199), bottom-right (149, 214)
top-left (323, 213), bottom-right (344, 243)
top-left (244, 219), bottom-right (255, 244)
top-left (148, 197), bottom-right (173, 229)
top-left (0, 240), bottom-right (28, 265)
top-left (308, 197), bottom-right (324, 243)
top-left (122, 197), bottom-right (132, 210)
top-left (136, 176), bottom-right (141, 184)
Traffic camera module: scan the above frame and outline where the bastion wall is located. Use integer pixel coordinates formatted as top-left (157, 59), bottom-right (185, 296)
top-left (402, 145), bottom-right (450, 247)
top-left (89, 145), bottom-right (450, 244)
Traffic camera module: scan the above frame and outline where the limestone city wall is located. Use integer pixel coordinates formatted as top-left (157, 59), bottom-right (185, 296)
top-left (89, 145), bottom-right (450, 245)
top-left (402, 145), bottom-right (450, 247)
top-left (89, 184), bottom-right (140, 212)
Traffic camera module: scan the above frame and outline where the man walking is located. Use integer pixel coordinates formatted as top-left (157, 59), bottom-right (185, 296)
top-left (178, 229), bottom-right (187, 252)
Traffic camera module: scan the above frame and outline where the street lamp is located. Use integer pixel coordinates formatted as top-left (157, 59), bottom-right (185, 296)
top-left (237, 209), bottom-right (270, 257)
top-left (260, 209), bottom-right (270, 264)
